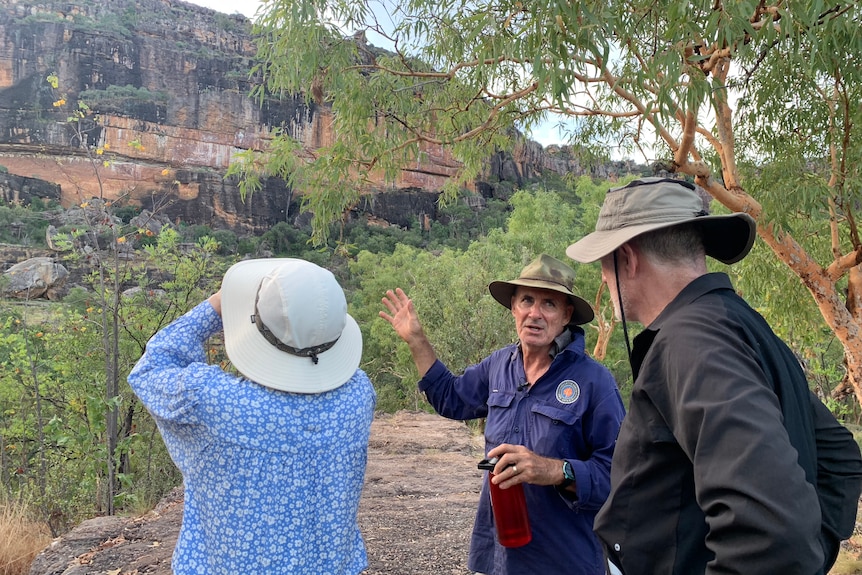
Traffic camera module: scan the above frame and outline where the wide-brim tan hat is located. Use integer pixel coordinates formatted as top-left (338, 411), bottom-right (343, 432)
top-left (488, 254), bottom-right (595, 325)
top-left (566, 177), bottom-right (756, 264)
top-left (221, 258), bottom-right (362, 394)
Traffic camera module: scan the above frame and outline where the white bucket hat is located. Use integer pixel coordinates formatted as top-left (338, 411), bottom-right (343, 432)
top-left (221, 258), bottom-right (362, 394)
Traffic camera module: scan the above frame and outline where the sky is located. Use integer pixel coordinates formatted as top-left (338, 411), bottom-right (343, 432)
top-left (182, 0), bottom-right (572, 147)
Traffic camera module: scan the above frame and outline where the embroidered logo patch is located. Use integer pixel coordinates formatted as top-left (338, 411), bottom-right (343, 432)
top-left (556, 380), bottom-right (580, 404)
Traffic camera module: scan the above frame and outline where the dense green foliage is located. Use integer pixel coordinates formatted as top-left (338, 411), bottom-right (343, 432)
top-left (0, 229), bottom-right (225, 532)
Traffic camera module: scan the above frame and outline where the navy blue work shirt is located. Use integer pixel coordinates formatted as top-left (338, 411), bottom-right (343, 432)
top-left (419, 326), bottom-right (625, 575)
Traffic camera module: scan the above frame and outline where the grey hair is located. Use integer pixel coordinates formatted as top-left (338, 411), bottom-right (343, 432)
top-left (630, 222), bottom-right (706, 265)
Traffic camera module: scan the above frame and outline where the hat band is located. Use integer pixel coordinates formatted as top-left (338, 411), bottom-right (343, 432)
top-left (251, 299), bottom-right (339, 365)
top-left (519, 276), bottom-right (572, 292)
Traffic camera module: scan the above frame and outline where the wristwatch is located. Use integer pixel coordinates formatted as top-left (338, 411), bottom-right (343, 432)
top-left (559, 460), bottom-right (576, 489)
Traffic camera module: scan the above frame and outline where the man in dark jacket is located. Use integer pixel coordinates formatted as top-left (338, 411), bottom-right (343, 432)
top-left (566, 177), bottom-right (861, 575)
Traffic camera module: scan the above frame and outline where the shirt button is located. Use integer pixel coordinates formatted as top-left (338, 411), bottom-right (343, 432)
top-left (614, 543), bottom-right (621, 551)
top-left (514, 426), bottom-right (520, 433)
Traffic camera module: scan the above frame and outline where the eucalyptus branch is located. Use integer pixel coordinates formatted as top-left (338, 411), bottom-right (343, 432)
top-left (606, 41), bottom-right (682, 153)
top-left (698, 178), bottom-right (763, 220)
top-left (452, 82), bottom-right (539, 143)
top-left (743, 37), bottom-right (783, 80)
top-left (815, 3), bottom-right (854, 26)
top-left (710, 57), bottom-right (740, 187)
top-left (698, 47), bottom-right (732, 75)
top-left (350, 53), bottom-right (531, 79)
top-left (839, 106), bottom-right (859, 251)
top-left (675, 110), bottom-right (698, 167)
top-left (827, 249), bottom-right (862, 283)
top-left (828, 196), bottom-right (843, 260)
top-left (695, 123), bottom-right (722, 153)
top-left (390, 78), bottom-right (447, 93)
top-left (554, 101), bottom-right (646, 119)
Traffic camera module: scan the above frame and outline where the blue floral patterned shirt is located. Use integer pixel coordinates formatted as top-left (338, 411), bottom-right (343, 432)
top-left (128, 301), bottom-right (376, 575)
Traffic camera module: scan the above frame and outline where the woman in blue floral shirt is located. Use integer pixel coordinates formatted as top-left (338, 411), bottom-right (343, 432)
top-left (129, 258), bottom-right (376, 575)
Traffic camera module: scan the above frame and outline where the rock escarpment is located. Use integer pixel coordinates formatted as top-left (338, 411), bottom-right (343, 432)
top-left (0, 0), bottom-right (609, 236)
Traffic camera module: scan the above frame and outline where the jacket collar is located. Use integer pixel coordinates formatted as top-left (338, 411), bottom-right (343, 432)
top-left (630, 272), bottom-right (733, 379)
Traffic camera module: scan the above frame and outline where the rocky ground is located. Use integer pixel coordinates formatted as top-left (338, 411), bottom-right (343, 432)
top-left (26, 409), bottom-right (862, 575)
top-left (27, 411), bottom-right (484, 575)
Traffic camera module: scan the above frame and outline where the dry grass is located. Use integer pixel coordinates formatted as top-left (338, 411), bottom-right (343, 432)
top-left (0, 500), bottom-right (51, 575)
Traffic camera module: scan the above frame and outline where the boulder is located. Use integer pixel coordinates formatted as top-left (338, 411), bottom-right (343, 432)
top-left (2, 257), bottom-right (69, 300)
top-left (129, 209), bottom-right (171, 237)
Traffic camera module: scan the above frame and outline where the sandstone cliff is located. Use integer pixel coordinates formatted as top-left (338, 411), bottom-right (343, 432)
top-left (0, 0), bottom-right (629, 236)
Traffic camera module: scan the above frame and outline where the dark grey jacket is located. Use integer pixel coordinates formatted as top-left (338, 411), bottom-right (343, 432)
top-left (595, 273), bottom-right (825, 575)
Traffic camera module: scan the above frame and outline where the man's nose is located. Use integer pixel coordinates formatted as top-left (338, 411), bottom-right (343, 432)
top-left (526, 303), bottom-right (543, 317)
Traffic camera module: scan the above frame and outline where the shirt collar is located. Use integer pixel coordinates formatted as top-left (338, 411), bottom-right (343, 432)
top-left (516, 326), bottom-right (574, 359)
top-left (551, 327), bottom-right (574, 358)
top-left (648, 272), bottom-right (733, 330)
top-left (631, 272), bottom-right (734, 378)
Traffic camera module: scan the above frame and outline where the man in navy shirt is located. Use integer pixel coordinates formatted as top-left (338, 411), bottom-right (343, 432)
top-left (380, 254), bottom-right (625, 575)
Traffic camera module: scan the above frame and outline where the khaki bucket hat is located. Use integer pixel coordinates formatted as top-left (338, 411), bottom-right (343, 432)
top-left (488, 254), bottom-right (595, 325)
top-left (566, 177), bottom-right (756, 264)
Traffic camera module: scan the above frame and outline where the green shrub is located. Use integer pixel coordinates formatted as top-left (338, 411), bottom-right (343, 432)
top-left (210, 229), bottom-right (238, 255)
top-left (0, 204), bottom-right (50, 246)
top-left (237, 236), bottom-right (259, 255)
top-left (113, 205), bottom-right (141, 224)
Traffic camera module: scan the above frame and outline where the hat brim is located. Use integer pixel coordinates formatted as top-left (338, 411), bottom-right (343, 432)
top-left (488, 279), bottom-right (595, 325)
top-left (566, 213), bottom-right (756, 265)
top-left (221, 258), bottom-right (362, 394)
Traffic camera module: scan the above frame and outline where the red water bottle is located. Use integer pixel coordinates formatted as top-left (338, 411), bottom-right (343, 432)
top-left (478, 457), bottom-right (532, 548)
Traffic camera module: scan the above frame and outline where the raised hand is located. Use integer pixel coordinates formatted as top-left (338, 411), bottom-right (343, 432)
top-left (379, 288), bottom-right (424, 343)
top-left (379, 288), bottom-right (437, 376)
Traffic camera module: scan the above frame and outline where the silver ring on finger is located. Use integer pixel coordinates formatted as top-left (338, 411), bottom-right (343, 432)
top-left (512, 465), bottom-right (518, 475)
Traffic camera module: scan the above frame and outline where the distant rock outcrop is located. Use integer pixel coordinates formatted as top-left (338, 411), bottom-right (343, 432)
top-left (0, 173), bottom-right (61, 205)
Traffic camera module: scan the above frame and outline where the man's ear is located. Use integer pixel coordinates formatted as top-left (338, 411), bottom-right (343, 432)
top-left (617, 242), bottom-right (638, 278)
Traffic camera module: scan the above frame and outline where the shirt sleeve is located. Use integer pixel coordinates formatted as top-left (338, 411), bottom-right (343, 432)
top-left (566, 376), bottom-right (626, 511)
top-left (651, 314), bottom-right (822, 574)
top-left (418, 358), bottom-right (491, 421)
top-left (128, 300), bottom-right (226, 425)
